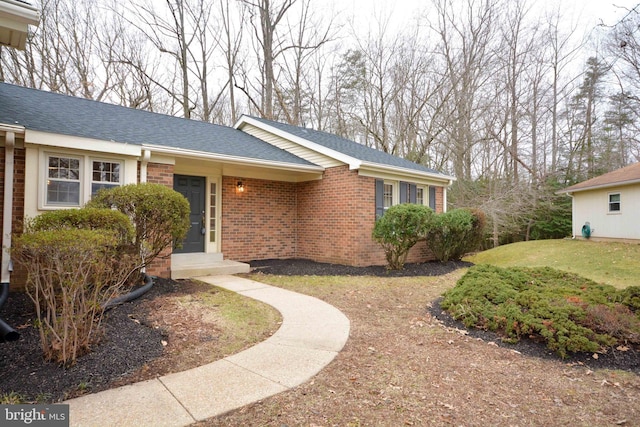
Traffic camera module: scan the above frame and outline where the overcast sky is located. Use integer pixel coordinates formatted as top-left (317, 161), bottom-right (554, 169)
top-left (335, 0), bottom-right (639, 35)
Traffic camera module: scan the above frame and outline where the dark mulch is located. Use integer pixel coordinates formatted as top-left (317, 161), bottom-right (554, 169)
top-left (0, 279), bottom-right (180, 403)
top-left (249, 258), bottom-right (473, 276)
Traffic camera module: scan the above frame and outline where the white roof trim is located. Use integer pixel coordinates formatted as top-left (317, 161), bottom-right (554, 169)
top-left (558, 179), bottom-right (640, 195)
top-left (359, 161), bottom-right (456, 184)
top-left (235, 115), bottom-right (362, 169)
top-left (143, 143), bottom-right (325, 174)
top-left (0, 0), bottom-right (39, 25)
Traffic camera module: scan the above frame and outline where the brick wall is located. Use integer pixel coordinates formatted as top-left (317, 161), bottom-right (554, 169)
top-left (218, 165), bottom-right (445, 267)
top-left (145, 162), bottom-right (174, 278)
top-left (221, 176), bottom-right (297, 261)
top-left (295, 165), bottom-right (438, 266)
top-left (296, 166), bottom-right (380, 266)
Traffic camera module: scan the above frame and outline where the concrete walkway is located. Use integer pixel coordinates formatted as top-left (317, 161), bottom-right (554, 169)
top-left (64, 275), bottom-right (350, 427)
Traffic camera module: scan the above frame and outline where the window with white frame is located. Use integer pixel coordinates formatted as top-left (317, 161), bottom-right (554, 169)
top-left (91, 160), bottom-right (121, 195)
top-left (416, 187), bottom-right (425, 205)
top-left (47, 155), bottom-right (81, 205)
top-left (44, 153), bottom-right (123, 208)
top-left (383, 183), bottom-right (394, 211)
top-left (609, 193), bottom-right (621, 212)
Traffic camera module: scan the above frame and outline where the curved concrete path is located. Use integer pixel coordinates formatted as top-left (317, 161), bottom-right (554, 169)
top-left (64, 275), bottom-right (350, 427)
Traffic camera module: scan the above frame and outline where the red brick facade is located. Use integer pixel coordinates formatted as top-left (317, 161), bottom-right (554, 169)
top-left (144, 162), bottom-right (174, 279)
top-left (221, 165), bottom-right (444, 267)
top-left (221, 177), bottom-right (298, 261)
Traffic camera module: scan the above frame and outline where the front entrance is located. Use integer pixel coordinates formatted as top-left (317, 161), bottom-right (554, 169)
top-left (174, 175), bottom-right (206, 253)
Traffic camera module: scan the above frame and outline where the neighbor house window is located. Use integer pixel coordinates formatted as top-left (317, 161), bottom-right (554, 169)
top-left (609, 193), bottom-right (621, 212)
top-left (47, 155), bottom-right (81, 206)
top-left (91, 160), bottom-right (121, 195)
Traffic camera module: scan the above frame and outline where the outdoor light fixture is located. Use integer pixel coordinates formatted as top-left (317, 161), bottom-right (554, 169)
top-left (237, 181), bottom-right (244, 192)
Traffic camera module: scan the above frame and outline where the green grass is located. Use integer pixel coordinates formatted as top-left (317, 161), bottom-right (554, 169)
top-left (179, 284), bottom-right (281, 357)
top-left (465, 239), bottom-right (640, 289)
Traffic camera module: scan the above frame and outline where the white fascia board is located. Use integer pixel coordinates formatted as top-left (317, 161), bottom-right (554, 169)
top-left (358, 161), bottom-right (456, 185)
top-left (236, 116), bottom-right (362, 169)
top-left (0, 0), bottom-right (39, 26)
top-left (143, 143), bottom-right (325, 174)
top-left (25, 129), bottom-right (141, 157)
top-left (556, 179), bottom-right (640, 195)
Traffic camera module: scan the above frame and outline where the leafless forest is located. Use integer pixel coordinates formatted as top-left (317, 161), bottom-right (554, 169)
top-left (2, 0), bottom-right (639, 245)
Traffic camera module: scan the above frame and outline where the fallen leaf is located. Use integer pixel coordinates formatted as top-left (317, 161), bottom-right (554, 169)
top-left (616, 345), bottom-right (629, 352)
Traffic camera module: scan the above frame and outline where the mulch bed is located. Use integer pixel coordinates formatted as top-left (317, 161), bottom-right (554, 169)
top-left (0, 279), bottom-right (178, 403)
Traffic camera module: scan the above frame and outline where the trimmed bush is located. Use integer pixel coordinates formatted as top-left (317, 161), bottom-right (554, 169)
top-left (426, 208), bottom-right (484, 262)
top-left (372, 203), bottom-right (434, 270)
top-left (87, 183), bottom-right (190, 269)
top-left (441, 265), bottom-right (640, 358)
top-left (13, 229), bottom-right (136, 366)
top-left (27, 207), bottom-right (134, 244)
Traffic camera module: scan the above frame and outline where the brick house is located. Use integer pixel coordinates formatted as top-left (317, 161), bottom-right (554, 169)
top-left (0, 82), bottom-right (454, 287)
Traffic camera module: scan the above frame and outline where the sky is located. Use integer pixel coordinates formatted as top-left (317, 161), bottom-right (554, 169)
top-left (337, 0), bottom-right (639, 34)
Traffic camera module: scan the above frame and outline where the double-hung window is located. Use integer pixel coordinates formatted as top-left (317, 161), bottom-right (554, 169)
top-left (609, 193), bottom-right (621, 213)
top-left (47, 156), bottom-right (81, 206)
top-left (91, 161), bottom-right (121, 195)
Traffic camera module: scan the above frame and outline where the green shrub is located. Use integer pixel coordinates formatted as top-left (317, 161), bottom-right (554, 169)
top-left (27, 207), bottom-right (134, 244)
top-left (372, 203), bottom-right (434, 270)
top-left (441, 265), bottom-right (639, 358)
top-left (87, 183), bottom-right (190, 269)
top-left (13, 229), bottom-right (137, 366)
top-left (426, 208), bottom-right (483, 262)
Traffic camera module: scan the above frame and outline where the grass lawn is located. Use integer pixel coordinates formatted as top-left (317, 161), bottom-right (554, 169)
top-left (465, 239), bottom-right (640, 289)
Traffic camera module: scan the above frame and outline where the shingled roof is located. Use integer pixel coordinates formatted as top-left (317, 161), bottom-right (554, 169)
top-left (559, 162), bottom-right (640, 193)
top-left (242, 116), bottom-right (452, 179)
top-left (0, 82), bottom-right (316, 167)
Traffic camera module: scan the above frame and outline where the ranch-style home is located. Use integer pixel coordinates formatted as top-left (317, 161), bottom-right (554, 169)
top-left (0, 82), bottom-right (454, 288)
top-left (558, 162), bottom-right (640, 242)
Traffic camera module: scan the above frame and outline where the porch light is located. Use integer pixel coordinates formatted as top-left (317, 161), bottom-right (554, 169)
top-left (237, 181), bottom-right (244, 192)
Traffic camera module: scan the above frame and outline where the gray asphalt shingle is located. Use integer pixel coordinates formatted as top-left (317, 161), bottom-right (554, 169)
top-left (246, 116), bottom-right (449, 177)
top-left (0, 83), bottom-right (315, 166)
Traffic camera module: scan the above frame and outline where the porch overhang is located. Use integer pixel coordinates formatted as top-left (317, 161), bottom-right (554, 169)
top-left (0, 0), bottom-right (39, 50)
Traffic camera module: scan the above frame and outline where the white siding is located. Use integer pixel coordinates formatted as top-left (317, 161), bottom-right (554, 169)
top-left (572, 185), bottom-right (640, 239)
top-left (240, 123), bottom-right (343, 168)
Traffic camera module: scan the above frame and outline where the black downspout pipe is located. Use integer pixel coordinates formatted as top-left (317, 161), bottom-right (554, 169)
top-left (0, 282), bottom-right (19, 342)
top-left (103, 274), bottom-right (154, 311)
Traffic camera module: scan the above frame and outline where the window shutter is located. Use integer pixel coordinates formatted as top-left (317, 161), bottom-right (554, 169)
top-left (399, 181), bottom-right (408, 204)
top-left (409, 184), bottom-right (417, 203)
top-left (375, 179), bottom-right (385, 218)
top-left (429, 186), bottom-right (436, 210)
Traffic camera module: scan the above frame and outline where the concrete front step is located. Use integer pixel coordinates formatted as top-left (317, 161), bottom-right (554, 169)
top-left (171, 253), bottom-right (250, 280)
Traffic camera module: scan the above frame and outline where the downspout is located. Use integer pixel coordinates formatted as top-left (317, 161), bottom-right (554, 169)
top-left (140, 149), bottom-right (151, 183)
top-left (0, 131), bottom-right (19, 342)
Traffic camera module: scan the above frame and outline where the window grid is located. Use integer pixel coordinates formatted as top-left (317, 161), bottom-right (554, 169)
top-left (47, 156), bottom-right (81, 205)
top-left (383, 183), bottom-right (393, 210)
top-left (416, 187), bottom-right (424, 205)
top-left (91, 161), bottom-right (121, 195)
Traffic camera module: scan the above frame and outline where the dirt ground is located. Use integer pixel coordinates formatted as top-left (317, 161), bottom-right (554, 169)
top-left (2, 259), bottom-right (639, 426)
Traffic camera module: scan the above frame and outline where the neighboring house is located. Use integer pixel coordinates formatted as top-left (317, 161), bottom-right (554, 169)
top-left (0, 0), bottom-right (39, 50)
top-left (0, 83), bottom-right (454, 288)
top-left (558, 162), bottom-right (640, 242)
